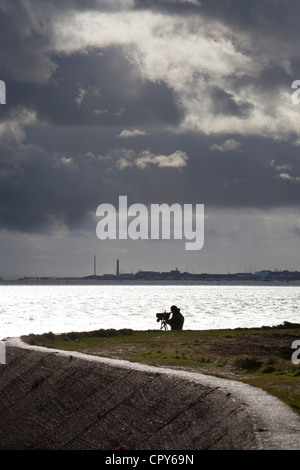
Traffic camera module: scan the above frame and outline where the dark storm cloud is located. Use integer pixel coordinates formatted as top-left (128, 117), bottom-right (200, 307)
top-left (209, 86), bottom-right (254, 119)
top-left (2, 128), bottom-right (300, 236)
top-left (133, 0), bottom-right (201, 14)
top-left (0, 142), bottom-right (22, 179)
top-left (1, 0), bottom-right (300, 240)
top-left (31, 0), bottom-right (129, 12)
top-left (133, 0), bottom-right (300, 78)
top-left (197, 0), bottom-right (300, 41)
top-left (0, 0), bottom-right (55, 83)
top-left (150, 133), bottom-right (300, 209)
top-left (2, 48), bottom-right (183, 128)
top-left (0, 0), bottom-right (133, 83)
top-left (134, 0), bottom-right (300, 38)
top-left (227, 64), bottom-right (293, 100)
top-left (0, 141), bottom-right (120, 233)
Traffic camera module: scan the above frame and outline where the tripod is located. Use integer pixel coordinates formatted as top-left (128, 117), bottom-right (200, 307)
top-left (159, 318), bottom-right (169, 330)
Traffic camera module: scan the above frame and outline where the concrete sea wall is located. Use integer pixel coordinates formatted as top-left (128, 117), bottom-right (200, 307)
top-left (0, 340), bottom-right (299, 450)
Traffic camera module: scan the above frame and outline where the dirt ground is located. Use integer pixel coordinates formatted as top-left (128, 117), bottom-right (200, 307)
top-left (73, 330), bottom-right (298, 379)
top-left (189, 333), bottom-right (295, 359)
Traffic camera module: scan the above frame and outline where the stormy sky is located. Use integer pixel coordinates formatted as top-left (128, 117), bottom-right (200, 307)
top-left (0, 0), bottom-right (300, 277)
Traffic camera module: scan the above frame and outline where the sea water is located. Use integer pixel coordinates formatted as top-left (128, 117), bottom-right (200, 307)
top-left (0, 282), bottom-right (299, 339)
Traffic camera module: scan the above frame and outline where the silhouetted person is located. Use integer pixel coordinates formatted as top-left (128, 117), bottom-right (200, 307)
top-left (166, 305), bottom-right (184, 330)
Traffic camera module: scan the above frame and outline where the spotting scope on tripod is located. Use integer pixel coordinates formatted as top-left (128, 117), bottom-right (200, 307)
top-left (156, 311), bottom-right (170, 330)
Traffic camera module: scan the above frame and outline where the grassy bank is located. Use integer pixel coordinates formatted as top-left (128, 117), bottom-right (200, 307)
top-left (21, 322), bottom-right (300, 415)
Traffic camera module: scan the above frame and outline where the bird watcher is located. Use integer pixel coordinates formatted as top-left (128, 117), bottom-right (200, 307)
top-left (156, 305), bottom-right (184, 330)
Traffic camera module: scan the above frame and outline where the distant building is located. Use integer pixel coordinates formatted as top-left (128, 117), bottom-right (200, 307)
top-left (119, 273), bottom-right (135, 280)
top-left (102, 274), bottom-right (117, 280)
top-left (254, 270), bottom-right (271, 279)
top-left (135, 270), bottom-right (160, 280)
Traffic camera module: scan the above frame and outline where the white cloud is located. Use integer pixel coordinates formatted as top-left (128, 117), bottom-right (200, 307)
top-left (118, 129), bottom-right (149, 138)
top-left (277, 173), bottom-right (300, 183)
top-left (93, 108), bottom-right (108, 116)
top-left (136, 150), bottom-right (188, 169)
top-left (74, 87), bottom-right (87, 106)
top-left (51, 9), bottom-right (300, 142)
top-left (53, 11), bottom-right (252, 87)
top-left (275, 164), bottom-right (292, 172)
top-left (116, 149), bottom-right (189, 170)
top-left (210, 139), bottom-right (242, 152)
top-left (0, 109), bottom-right (37, 146)
top-left (116, 156), bottom-right (133, 170)
top-left (159, 0), bottom-right (201, 5)
top-left (55, 156), bottom-right (78, 172)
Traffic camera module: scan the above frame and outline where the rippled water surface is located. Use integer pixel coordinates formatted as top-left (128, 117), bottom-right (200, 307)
top-left (1, 282), bottom-right (299, 338)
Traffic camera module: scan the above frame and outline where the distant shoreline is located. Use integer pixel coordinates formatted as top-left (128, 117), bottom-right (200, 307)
top-left (1, 279), bottom-right (300, 287)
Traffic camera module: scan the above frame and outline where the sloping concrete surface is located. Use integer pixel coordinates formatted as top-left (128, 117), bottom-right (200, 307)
top-left (0, 338), bottom-right (299, 450)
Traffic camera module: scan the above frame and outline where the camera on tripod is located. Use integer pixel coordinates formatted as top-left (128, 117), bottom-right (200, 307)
top-left (156, 311), bottom-right (170, 330)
